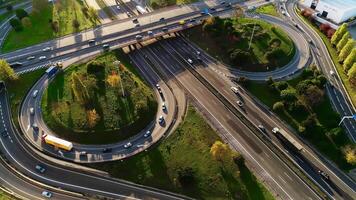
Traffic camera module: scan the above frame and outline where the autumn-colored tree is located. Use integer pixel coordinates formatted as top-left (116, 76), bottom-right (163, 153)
top-left (87, 109), bottom-right (100, 128)
top-left (210, 141), bottom-right (229, 162)
top-left (342, 145), bottom-right (356, 165)
top-left (338, 39), bottom-right (355, 62)
top-left (106, 73), bottom-right (121, 87)
top-left (326, 29), bottom-right (336, 38)
top-left (302, 85), bottom-right (324, 107)
top-left (0, 59), bottom-right (18, 82)
top-left (336, 32), bottom-right (351, 52)
top-left (319, 23), bottom-right (330, 34)
top-left (343, 48), bottom-right (356, 72)
top-left (331, 23), bottom-right (348, 45)
top-left (71, 72), bottom-right (90, 105)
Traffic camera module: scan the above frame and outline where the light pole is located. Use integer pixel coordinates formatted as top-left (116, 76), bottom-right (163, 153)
top-left (248, 15), bottom-right (258, 50)
top-left (338, 114), bottom-right (356, 126)
top-left (113, 60), bottom-right (125, 97)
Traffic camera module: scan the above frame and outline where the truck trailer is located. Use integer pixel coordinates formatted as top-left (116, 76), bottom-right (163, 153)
top-left (42, 134), bottom-right (73, 151)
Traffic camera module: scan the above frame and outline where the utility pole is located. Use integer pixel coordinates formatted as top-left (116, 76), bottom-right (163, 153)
top-left (248, 16), bottom-right (258, 50)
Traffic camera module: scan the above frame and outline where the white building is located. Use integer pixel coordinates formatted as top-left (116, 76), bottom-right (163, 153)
top-left (302, 0), bottom-right (356, 24)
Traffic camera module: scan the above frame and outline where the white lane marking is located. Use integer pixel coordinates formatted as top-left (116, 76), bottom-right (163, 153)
top-left (279, 176), bottom-right (287, 184)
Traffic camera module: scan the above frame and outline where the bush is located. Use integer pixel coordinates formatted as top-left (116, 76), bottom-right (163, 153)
top-left (264, 48), bottom-right (285, 66)
top-left (273, 81), bottom-right (288, 91)
top-left (87, 60), bottom-right (105, 74)
top-left (230, 49), bottom-right (252, 65)
top-left (319, 23), bottom-right (331, 34)
top-left (21, 17), bottom-right (32, 28)
top-left (9, 18), bottom-right (23, 31)
top-left (72, 19), bottom-right (80, 31)
top-left (302, 114), bottom-right (317, 130)
top-left (273, 101), bottom-right (284, 111)
top-left (177, 167), bottom-right (195, 186)
top-left (15, 8), bottom-right (28, 20)
top-left (280, 88), bottom-right (297, 102)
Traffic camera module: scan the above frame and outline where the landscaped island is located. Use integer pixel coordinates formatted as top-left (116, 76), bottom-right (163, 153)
top-left (185, 17), bottom-right (295, 72)
top-left (41, 51), bottom-right (157, 144)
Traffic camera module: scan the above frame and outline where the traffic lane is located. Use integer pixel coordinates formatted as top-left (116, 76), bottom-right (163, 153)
top-left (170, 38), bottom-right (356, 197)
top-left (143, 43), bottom-right (320, 199)
top-left (1, 90), bottom-right (186, 200)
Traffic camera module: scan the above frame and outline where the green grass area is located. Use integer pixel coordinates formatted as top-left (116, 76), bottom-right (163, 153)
top-left (296, 9), bottom-right (356, 108)
top-left (2, 0), bottom-right (98, 52)
top-left (95, 0), bottom-right (116, 20)
top-left (185, 17), bottom-right (295, 72)
top-left (255, 4), bottom-right (279, 17)
top-left (41, 50), bottom-right (157, 144)
top-left (149, 0), bottom-right (197, 9)
top-left (0, 191), bottom-right (15, 200)
top-left (245, 72), bottom-right (354, 170)
top-left (89, 105), bottom-right (274, 200)
top-left (6, 69), bottom-right (46, 129)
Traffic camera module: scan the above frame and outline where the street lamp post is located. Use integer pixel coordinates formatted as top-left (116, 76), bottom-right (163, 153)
top-left (248, 15), bottom-right (258, 50)
top-left (338, 114), bottom-right (356, 126)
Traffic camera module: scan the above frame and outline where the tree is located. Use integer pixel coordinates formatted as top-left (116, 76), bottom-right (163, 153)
top-left (302, 114), bottom-right (317, 130)
top-left (336, 32), bottom-right (351, 52)
top-left (331, 23), bottom-right (348, 46)
top-left (0, 59), bottom-right (18, 82)
top-left (72, 19), bottom-right (80, 31)
top-left (230, 49), bottom-right (251, 65)
top-left (210, 141), bottom-right (229, 162)
top-left (273, 81), bottom-right (289, 91)
top-left (71, 72), bottom-right (90, 105)
top-left (319, 23), bottom-right (331, 34)
top-left (265, 48), bottom-right (285, 66)
top-left (51, 21), bottom-right (59, 32)
top-left (280, 88), bottom-right (297, 102)
top-left (87, 109), bottom-right (100, 128)
top-left (9, 18), bottom-right (23, 31)
top-left (342, 145), bottom-right (356, 165)
top-left (273, 101), bottom-right (284, 111)
top-left (88, 7), bottom-right (99, 23)
top-left (21, 17), bottom-right (32, 28)
top-left (302, 85), bottom-right (324, 107)
top-left (326, 28), bottom-right (336, 39)
top-left (338, 39), bottom-right (355, 62)
top-left (177, 167), bottom-right (195, 186)
top-left (266, 76), bottom-right (274, 86)
top-left (6, 5), bottom-right (13, 11)
top-left (87, 60), bottom-right (105, 74)
top-left (343, 48), bottom-right (356, 72)
top-left (15, 8), bottom-right (28, 20)
top-left (106, 73), bottom-right (121, 87)
top-left (348, 63), bottom-right (356, 88)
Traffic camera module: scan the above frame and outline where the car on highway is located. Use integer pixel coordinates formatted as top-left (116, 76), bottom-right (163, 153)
top-left (159, 17), bottom-right (165, 21)
top-left (162, 27), bottom-right (168, 32)
top-left (42, 47), bottom-right (52, 52)
top-left (30, 107), bottom-right (34, 115)
top-left (135, 23), bottom-right (140, 28)
top-left (179, 20), bottom-right (185, 25)
top-left (126, 12), bottom-right (131, 17)
top-left (103, 44), bottom-right (110, 51)
top-left (330, 70), bottom-right (335, 76)
top-left (231, 86), bottom-right (239, 94)
top-left (79, 151), bottom-right (87, 156)
top-left (88, 39), bottom-right (96, 45)
top-left (272, 127), bottom-right (280, 134)
top-left (147, 30), bottom-right (153, 36)
top-left (1, 131), bottom-right (9, 138)
top-left (135, 35), bottom-right (143, 40)
top-left (220, 1), bottom-right (226, 4)
top-left (189, 18), bottom-right (196, 22)
top-left (132, 18), bottom-right (138, 23)
top-left (32, 123), bottom-right (39, 131)
top-left (102, 148), bottom-right (112, 153)
top-left (258, 124), bottom-right (266, 133)
top-left (187, 58), bottom-right (193, 64)
top-left (158, 115), bottom-right (164, 124)
top-left (144, 130), bottom-right (151, 138)
top-left (225, 2), bottom-right (232, 7)
top-left (318, 170), bottom-right (330, 180)
top-left (32, 90), bottom-right (39, 98)
top-left (210, 7), bottom-right (216, 11)
top-left (35, 164), bottom-right (46, 173)
top-left (162, 102), bottom-right (167, 111)
top-left (116, 5), bottom-right (120, 10)
top-left (39, 56), bottom-right (47, 60)
top-left (236, 100), bottom-right (243, 107)
top-left (124, 142), bottom-right (132, 148)
top-left (155, 83), bottom-right (161, 90)
top-left (27, 56), bottom-right (35, 60)
top-left (41, 191), bottom-right (52, 198)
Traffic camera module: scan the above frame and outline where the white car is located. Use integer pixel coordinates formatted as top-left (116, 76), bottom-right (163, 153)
top-left (144, 130), bottom-right (151, 138)
top-left (236, 101), bottom-right (243, 107)
top-left (272, 127), bottom-right (280, 134)
top-left (330, 70), bottom-right (335, 76)
top-left (162, 102), bottom-right (167, 111)
top-left (124, 142), bottom-right (132, 148)
top-left (42, 191), bottom-right (52, 198)
top-left (116, 5), bottom-right (120, 10)
top-left (32, 90), bottom-right (39, 98)
top-left (187, 59), bottom-right (193, 64)
top-left (42, 47), bottom-right (52, 52)
top-left (135, 35), bottom-right (143, 40)
top-left (147, 30), bottom-right (153, 35)
top-left (36, 165), bottom-right (46, 173)
top-left (230, 86), bottom-right (239, 94)
top-left (158, 115), bottom-right (164, 124)
top-left (79, 151), bottom-right (87, 156)
top-left (30, 107), bottom-right (34, 115)
top-left (39, 56), bottom-right (47, 60)
top-left (27, 56), bottom-right (35, 60)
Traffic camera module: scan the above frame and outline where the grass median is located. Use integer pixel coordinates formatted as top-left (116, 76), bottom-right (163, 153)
top-left (255, 4), bottom-right (280, 17)
top-left (89, 105), bottom-right (274, 200)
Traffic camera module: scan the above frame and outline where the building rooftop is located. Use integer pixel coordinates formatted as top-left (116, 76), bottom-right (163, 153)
top-left (320, 0), bottom-right (356, 12)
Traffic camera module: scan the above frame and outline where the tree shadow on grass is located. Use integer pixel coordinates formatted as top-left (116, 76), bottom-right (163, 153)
top-left (239, 163), bottom-right (267, 200)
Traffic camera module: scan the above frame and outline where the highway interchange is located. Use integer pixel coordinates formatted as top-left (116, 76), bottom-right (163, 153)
top-left (0, 0), bottom-right (355, 199)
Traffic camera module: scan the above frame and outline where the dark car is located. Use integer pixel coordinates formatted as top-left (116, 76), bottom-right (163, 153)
top-left (102, 148), bottom-right (112, 153)
top-left (1, 131), bottom-right (9, 138)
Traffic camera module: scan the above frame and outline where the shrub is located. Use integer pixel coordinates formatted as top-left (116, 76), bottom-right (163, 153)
top-left (319, 23), bottom-right (331, 34)
top-left (280, 88), bottom-right (297, 102)
top-left (177, 167), bottom-right (195, 186)
top-left (273, 101), bottom-right (284, 111)
top-left (87, 60), bottom-right (105, 74)
top-left (230, 49), bottom-right (252, 65)
top-left (264, 48), bottom-right (285, 66)
top-left (273, 81), bottom-right (288, 91)
top-left (21, 17), bottom-right (32, 28)
top-left (302, 114), bottom-right (317, 130)
top-left (15, 8), bottom-right (28, 20)
top-left (9, 18), bottom-right (23, 31)
top-left (342, 145), bottom-right (356, 165)
top-left (348, 64), bottom-right (356, 88)
top-left (51, 21), bottom-right (59, 32)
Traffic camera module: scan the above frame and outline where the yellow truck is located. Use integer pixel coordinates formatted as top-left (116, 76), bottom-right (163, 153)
top-left (42, 134), bottom-right (73, 151)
